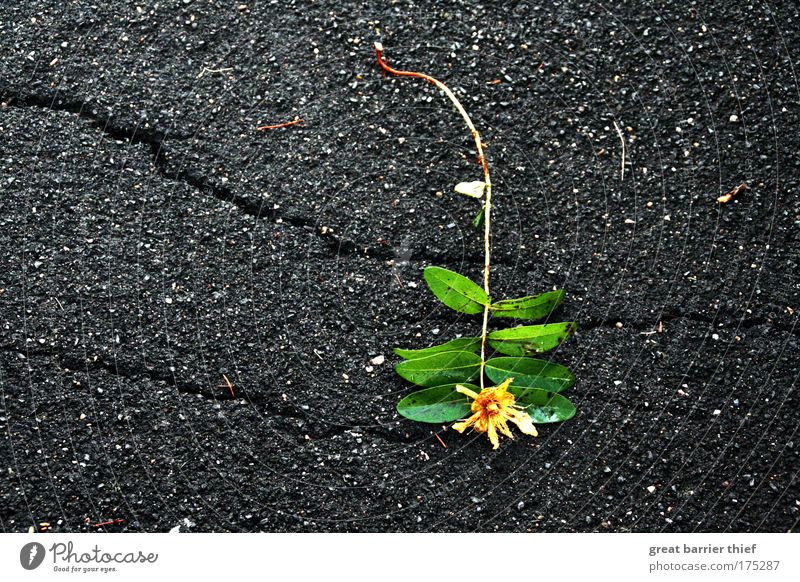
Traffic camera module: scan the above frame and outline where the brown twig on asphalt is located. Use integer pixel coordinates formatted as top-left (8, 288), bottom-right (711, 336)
top-left (197, 66), bottom-right (233, 79)
top-left (717, 182), bottom-right (747, 204)
top-left (613, 120), bottom-right (626, 181)
top-left (217, 374), bottom-right (235, 398)
top-left (256, 116), bottom-right (303, 131)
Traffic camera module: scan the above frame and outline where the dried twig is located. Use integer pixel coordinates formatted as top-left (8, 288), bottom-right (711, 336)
top-left (717, 182), bottom-right (747, 204)
top-left (256, 116), bottom-right (303, 131)
top-left (613, 120), bottom-right (626, 181)
top-left (217, 374), bottom-right (235, 398)
top-left (197, 66), bottom-right (233, 79)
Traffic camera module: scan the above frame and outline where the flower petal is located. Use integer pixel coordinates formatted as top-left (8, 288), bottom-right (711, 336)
top-left (494, 378), bottom-right (514, 395)
top-left (452, 411), bottom-right (481, 434)
top-left (473, 413), bottom-right (489, 433)
top-left (495, 417), bottom-right (514, 439)
top-left (487, 419), bottom-right (500, 449)
top-left (509, 409), bottom-right (538, 437)
top-left (455, 384), bottom-right (479, 400)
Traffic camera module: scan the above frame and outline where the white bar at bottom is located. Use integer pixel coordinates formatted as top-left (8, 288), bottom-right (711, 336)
top-left (1, 533), bottom-right (797, 581)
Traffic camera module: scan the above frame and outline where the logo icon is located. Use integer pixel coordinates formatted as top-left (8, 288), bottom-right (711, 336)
top-left (20, 542), bottom-right (46, 570)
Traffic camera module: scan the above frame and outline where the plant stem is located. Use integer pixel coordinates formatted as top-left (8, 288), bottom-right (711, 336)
top-left (375, 43), bottom-right (493, 389)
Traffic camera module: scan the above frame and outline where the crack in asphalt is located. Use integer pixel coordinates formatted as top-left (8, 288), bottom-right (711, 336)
top-left (1, 345), bottom-right (408, 443)
top-left (1, 89), bottom-right (185, 152)
top-left (3, 91), bottom-right (796, 446)
top-left (3, 88), bottom-right (520, 268)
top-left (264, 402), bottom-right (411, 444)
top-left (321, 235), bottom-right (486, 264)
top-left (2, 88), bottom-right (284, 218)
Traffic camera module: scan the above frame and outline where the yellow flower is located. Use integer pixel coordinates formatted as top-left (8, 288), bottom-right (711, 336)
top-left (452, 378), bottom-right (538, 449)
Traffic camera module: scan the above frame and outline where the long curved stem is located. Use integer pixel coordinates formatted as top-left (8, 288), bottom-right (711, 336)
top-left (375, 43), bottom-right (493, 389)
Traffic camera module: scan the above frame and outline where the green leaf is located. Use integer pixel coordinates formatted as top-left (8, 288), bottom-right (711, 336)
top-left (509, 386), bottom-right (576, 423)
top-left (488, 322), bottom-right (577, 356)
top-left (396, 383), bottom-right (479, 423)
top-left (454, 181), bottom-right (486, 199)
top-left (394, 337), bottom-right (481, 360)
top-left (490, 290), bottom-right (565, 320)
top-left (472, 205), bottom-right (485, 229)
top-left (423, 266), bottom-right (489, 314)
top-left (485, 357), bottom-right (574, 393)
top-left (395, 350), bottom-right (481, 387)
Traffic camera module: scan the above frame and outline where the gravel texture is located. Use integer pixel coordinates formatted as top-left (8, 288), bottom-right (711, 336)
top-left (0, 0), bottom-right (798, 532)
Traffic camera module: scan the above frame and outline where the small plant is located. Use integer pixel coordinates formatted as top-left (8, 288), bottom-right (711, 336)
top-left (375, 43), bottom-right (578, 449)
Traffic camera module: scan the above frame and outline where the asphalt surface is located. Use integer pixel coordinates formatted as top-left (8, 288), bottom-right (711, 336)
top-left (0, 0), bottom-right (798, 532)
